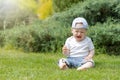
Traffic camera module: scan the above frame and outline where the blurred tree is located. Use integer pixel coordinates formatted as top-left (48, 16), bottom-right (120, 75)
top-left (0, 0), bottom-right (37, 30)
top-left (52, 0), bottom-right (82, 12)
top-left (37, 0), bottom-right (53, 19)
top-left (18, 0), bottom-right (37, 12)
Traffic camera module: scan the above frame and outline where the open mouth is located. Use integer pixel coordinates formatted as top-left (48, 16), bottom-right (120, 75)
top-left (76, 36), bottom-right (81, 38)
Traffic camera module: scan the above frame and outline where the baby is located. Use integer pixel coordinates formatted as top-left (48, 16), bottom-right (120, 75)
top-left (58, 17), bottom-right (95, 71)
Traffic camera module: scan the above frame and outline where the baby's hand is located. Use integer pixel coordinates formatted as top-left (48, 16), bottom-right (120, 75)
top-left (84, 56), bottom-right (91, 61)
top-left (62, 46), bottom-right (70, 56)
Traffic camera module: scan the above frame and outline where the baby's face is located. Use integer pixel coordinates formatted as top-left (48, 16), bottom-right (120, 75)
top-left (71, 28), bottom-right (87, 42)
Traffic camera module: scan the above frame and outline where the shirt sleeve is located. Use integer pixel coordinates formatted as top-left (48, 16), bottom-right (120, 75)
top-left (64, 38), bottom-right (70, 49)
top-left (88, 38), bottom-right (94, 51)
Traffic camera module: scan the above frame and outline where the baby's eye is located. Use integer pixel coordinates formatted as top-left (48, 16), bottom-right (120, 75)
top-left (81, 32), bottom-right (84, 33)
top-left (75, 31), bottom-right (79, 33)
top-left (80, 31), bottom-right (85, 33)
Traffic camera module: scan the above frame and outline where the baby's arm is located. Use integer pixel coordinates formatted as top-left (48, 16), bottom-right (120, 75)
top-left (62, 45), bottom-right (70, 56)
top-left (85, 49), bottom-right (95, 60)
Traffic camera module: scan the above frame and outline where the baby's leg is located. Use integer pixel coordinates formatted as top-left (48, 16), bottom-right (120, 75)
top-left (58, 58), bottom-right (68, 70)
top-left (59, 63), bottom-right (68, 70)
top-left (77, 62), bottom-right (93, 71)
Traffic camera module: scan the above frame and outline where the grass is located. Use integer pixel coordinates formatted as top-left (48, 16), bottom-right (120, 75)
top-left (0, 49), bottom-right (120, 80)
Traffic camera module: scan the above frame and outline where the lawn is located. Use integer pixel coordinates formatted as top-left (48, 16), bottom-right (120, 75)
top-left (0, 49), bottom-right (120, 80)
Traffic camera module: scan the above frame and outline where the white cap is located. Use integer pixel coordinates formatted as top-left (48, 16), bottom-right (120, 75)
top-left (72, 17), bottom-right (88, 29)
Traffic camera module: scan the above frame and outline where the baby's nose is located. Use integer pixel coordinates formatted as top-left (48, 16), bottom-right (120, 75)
top-left (77, 32), bottom-right (81, 35)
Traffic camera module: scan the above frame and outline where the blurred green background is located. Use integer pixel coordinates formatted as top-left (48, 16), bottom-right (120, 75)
top-left (0, 0), bottom-right (120, 55)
